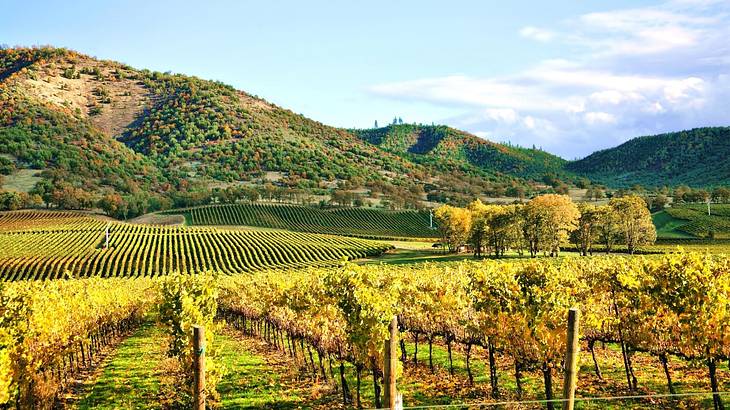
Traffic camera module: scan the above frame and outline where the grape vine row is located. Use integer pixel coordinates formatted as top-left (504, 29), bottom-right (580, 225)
top-left (166, 203), bottom-right (437, 239)
top-left (0, 211), bottom-right (391, 280)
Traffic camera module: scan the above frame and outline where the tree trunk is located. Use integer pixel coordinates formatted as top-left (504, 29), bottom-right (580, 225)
top-left (329, 355), bottom-right (338, 392)
top-left (659, 353), bottom-right (674, 394)
top-left (542, 362), bottom-right (554, 410)
top-left (318, 350), bottom-right (328, 381)
top-left (339, 361), bottom-right (351, 405)
top-left (306, 344), bottom-right (317, 379)
top-left (447, 338), bottom-right (454, 376)
top-left (515, 361), bottom-right (523, 399)
top-left (589, 340), bottom-right (603, 380)
top-left (372, 365), bottom-right (382, 409)
top-left (356, 365), bottom-right (363, 409)
top-left (414, 333), bottom-right (419, 365)
top-left (709, 357), bottom-right (724, 410)
top-left (400, 339), bottom-right (407, 363)
top-left (488, 340), bottom-right (499, 399)
top-left (428, 337), bottom-right (434, 373)
top-left (626, 348), bottom-right (638, 390)
top-left (466, 343), bottom-right (473, 385)
top-left (619, 338), bottom-right (633, 390)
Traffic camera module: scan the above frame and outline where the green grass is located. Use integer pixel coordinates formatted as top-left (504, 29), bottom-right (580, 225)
top-left (72, 320), bottom-right (730, 409)
top-left (75, 321), bottom-right (166, 409)
top-left (0, 168), bottom-right (43, 193)
top-left (652, 211), bottom-right (695, 239)
top-left (216, 331), bottom-right (313, 409)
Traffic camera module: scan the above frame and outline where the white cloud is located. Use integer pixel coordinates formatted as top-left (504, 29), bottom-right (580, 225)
top-left (484, 108), bottom-right (518, 124)
top-left (367, 0), bottom-right (730, 158)
top-left (519, 26), bottom-right (555, 42)
top-left (584, 111), bottom-right (616, 125)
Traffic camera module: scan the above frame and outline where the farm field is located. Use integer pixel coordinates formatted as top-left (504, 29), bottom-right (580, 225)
top-left (164, 203), bottom-right (439, 240)
top-left (0, 210), bottom-right (391, 280)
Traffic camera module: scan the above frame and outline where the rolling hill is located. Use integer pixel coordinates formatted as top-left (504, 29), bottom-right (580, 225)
top-left (0, 46), bottom-right (569, 210)
top-left (2, 46), bottom-right (727, 217)
top-left (566, 127), bottom-right (730, 187)
top-left (354, 124), bottom-right (568, 182)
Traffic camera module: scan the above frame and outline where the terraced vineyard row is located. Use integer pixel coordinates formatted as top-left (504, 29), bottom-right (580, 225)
top-left (0, 211), bottom-right (391, 281)
top-left (0, 209), bottom-right (108, 232)
top-left (168, 203), bottom-right (438, 239)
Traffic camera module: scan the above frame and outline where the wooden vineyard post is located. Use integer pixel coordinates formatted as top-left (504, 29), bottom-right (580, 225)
top-left (193, 325), bottom-right (206, 410)
top-left (563, 308), bottom-right (580, 410)
top-left (384, 315), bottom-right (399, 409)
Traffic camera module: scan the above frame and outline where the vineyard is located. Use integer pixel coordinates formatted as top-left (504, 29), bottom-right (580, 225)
top-left (657, 204), bottom-right (730, 239)
top-left (218, 252), bottom-right (730, 408)
top-left (3, 252), bottom-right (730, 408)
top-left (166, 203), bottom-right (438, 239)
top-left (0, 210), bottom-right (391, 280)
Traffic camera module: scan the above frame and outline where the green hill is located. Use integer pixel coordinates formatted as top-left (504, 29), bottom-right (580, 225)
top-left (355, 124), bottom-right (569, 182)
top-left (1, 46), bottom-right (571, 211)
top-left (567, 127), bottom-right (730, 187)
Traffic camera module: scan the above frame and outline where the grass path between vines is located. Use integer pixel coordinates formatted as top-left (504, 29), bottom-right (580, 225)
top-left (73, 321), bottom-right (167, 409)
top-left (216, 326), bottom-right (334, 409)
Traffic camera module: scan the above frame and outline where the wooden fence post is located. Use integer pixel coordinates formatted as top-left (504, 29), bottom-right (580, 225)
top-left (563, 308), bottom-right (580, 410)
top-left (193, 325), bottom-right (206, 410)
top-left (383, 315), bottom-right (398, 409)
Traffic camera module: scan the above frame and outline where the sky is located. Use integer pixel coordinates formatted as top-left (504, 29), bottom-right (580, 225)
top-left (2, 0), bottom-right (729, 159)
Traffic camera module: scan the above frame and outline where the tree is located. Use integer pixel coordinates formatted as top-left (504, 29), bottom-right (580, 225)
top-left (374, 120), bottom-right (379, 128)
top-left (650, 194), bottom-right (669, 212)
top-left (468, 200), bottom-right (497, 257)
top-left (609, 195), bottom-right (657, 254)
top-left (0, 191), bottom-right (22, 211)
top-left (434, 205), bottom-right (472, 252)
top-left (673, 185), bottom-right (691, 203)
top-left (331, 190), bottom-right (354, 206)
top-left (263, 183), bottom-right (277, 202)
top-left (522, 194), bottom-right (579, 257)
top-left (98, 193), bottom-right (124, 217)
top-left (571, 203), bottom-right (602, 256)
top-left (712, 187), bottom-right (730, 203)
top-left (595, 205), bottom-right (621, 253)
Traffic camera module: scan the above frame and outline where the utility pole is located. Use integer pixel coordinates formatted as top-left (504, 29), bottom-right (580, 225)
top-left (105, 222), bottom-right (110, 249)
top-left (429, 209), bottom-right (434, 229)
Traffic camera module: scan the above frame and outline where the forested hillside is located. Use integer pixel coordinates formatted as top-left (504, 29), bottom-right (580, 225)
top-left (355, 124), bottom-right (569, 182)
top-left (0, 47), bottom-right (568, 214)
top-left (567, 127), bottom-right (730, 187)
top-left (2, 46), bottom-right (728, 219)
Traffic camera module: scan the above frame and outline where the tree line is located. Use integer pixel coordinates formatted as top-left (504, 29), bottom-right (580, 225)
top-left (435, 194), bottom-right (656, 257)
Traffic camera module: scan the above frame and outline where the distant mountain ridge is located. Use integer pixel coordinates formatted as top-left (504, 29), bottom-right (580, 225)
top-left (354, 124), bottom-right (568, 181)
top-left (567, 127), bottom-right (730, 187)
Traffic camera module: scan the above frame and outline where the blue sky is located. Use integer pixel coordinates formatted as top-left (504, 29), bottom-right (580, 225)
top-left (2, 0), bottom-right (728, 159)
